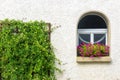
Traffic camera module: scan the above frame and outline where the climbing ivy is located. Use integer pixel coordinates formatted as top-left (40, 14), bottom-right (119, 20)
top-left (0, 19), bottom-right (58, 80)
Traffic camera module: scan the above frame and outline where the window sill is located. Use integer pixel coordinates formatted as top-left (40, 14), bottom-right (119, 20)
top-left (77, 56), bottom-right (111, 62)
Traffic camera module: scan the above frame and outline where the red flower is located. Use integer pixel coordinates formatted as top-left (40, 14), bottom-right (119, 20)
top-left (77, 43), bottom-right (109, 58)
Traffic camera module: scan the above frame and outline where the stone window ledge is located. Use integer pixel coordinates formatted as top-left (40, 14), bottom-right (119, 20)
top-left (77, 56), bottom-right (111, 62)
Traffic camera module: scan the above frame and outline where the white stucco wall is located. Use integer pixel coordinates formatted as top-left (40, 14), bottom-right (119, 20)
top-left (0, 0), bottom-right (120, 80)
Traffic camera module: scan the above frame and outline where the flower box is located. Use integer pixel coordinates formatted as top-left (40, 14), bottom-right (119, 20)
top-left (77, 43), bottom-right (111, 62)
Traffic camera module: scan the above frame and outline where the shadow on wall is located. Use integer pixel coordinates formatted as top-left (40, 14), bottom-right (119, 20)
top-left (77, 61), bottom-right (112, 65)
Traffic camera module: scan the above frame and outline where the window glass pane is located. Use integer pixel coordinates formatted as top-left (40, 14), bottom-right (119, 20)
top-left (79, 34), bottom-right (90, 44)
top-left (78, 15), bottom-right (107, 29)
top-left (94, 34), bottom-right (106, 44)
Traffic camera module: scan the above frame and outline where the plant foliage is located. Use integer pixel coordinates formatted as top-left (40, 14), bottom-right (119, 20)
top-left (77, 43), bottom-right (109, 58)
top-left (0, 19), bottom-right (57, 80)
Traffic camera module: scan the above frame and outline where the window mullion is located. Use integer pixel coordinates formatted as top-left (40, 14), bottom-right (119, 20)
top-left (91, 33), bottom-right (94, 44)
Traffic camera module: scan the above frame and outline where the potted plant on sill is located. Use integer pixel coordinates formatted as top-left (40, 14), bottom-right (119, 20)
top-left (77, 43), bottom-right (110, 62)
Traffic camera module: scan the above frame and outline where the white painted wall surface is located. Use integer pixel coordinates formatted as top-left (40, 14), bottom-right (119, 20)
top-left (0, 0), bottom-right (120, 80)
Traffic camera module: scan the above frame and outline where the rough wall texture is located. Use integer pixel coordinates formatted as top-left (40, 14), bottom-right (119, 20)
top-left (0, 0), bottom-right (120, 80)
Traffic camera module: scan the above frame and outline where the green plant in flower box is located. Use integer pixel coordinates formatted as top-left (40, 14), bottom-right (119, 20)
top-left (77, 43), bottom-right (109, 58)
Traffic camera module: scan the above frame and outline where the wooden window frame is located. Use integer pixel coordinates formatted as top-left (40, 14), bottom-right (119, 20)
top-left (78, 29), bottom-right (107, 45)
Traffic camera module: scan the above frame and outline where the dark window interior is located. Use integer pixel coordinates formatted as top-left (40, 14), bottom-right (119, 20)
top-left (79, 34), bottom-right (90, 44)
top-left (78, 15), bottom-right (107, 29)
top-left (94, 34), bottom-right (106, 45)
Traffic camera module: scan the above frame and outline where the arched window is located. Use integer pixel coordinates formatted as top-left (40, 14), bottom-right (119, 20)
top-left (77, 12), bottom-right (111, 62)
top-left (78, 14), bottom-right (107, 45)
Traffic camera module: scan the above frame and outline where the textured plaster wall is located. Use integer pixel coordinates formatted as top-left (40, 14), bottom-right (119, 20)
top-left (0, 0), bottom-right (120, 80)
